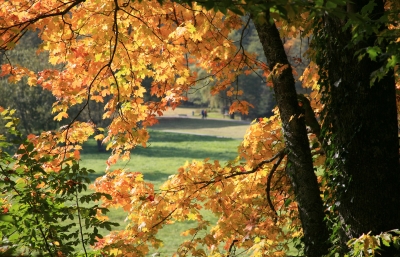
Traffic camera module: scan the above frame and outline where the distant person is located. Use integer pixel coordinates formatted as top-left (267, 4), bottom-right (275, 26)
top-left (201, 109), bottom-right (205, 119)
top-left (204, 110), bottom-right (207, 118)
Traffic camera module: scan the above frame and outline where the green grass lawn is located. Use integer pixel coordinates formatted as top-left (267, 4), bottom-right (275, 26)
top-left (80, 130), bottom-right (241, 186)
top-left (79, 118), bottom-right (245, 255)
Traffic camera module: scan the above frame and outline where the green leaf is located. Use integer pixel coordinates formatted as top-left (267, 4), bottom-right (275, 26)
top-left (386, 55), bottom-right (399, 68)
top-left (104, 223), bottom-right (111, 231)
top-left (0, 214), bottom-right (13, 222)
top-left (366, 46), bottom-right (381, 61)
top-left (229, 6), bottom-right (244, 15)
top-left (202, 1), bottom-right (214, 10)
top-left (26, 143), bottom-right (34, 152)
top-left (360, 0), bottom-right (376, 15)
top-left (381, 238), bottom-right (391, 247)
top-left (325, 1), bottom-right (337, 9)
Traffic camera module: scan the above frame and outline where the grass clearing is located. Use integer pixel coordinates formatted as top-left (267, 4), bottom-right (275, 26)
top-left (81, 130), bottom-right (242, 186)
top-left (79, 118), bottom-right (247, 255)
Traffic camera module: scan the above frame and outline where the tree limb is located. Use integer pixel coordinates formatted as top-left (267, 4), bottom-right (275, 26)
top-left (265, 151), bottom-right (286, 222)
top-left (227, 239), bottom-right (238, 257)
top-left (222, 149), bottom-right (287, 180)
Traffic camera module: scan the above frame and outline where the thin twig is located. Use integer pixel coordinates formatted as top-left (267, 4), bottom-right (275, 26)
top-left (265, 151), bottom-right (286, 222)
top-left (227, 239), bottom-right (238, 257)
top-left (159, 149), bottom-right (287, 193)
top-left (213, 149), bottom-right (287, 181)
top-left (75, 188), bottom-right (88, 257)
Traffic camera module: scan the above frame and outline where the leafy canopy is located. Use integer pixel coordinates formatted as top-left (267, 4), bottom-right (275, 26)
top-left (0, 0), bottom-right (399, 256)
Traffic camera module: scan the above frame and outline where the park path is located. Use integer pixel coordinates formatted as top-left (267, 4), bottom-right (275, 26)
top-left (152, 108), bottom-right (251, 139)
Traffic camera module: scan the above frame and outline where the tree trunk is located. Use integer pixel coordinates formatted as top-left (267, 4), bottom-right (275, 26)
top-left (317, 0), bottom-right (400, 250)
top-left (253, 12), bottom-right (329, 257)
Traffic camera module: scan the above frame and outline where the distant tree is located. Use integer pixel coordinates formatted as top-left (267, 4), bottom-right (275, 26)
top-left (0, 31), bottom-right (111, 134)
top-left (0, 32), bottom-right (58, 134)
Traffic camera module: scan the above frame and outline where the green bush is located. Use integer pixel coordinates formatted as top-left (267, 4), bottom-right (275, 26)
top-left (0, 109), bottom-right (117, 257)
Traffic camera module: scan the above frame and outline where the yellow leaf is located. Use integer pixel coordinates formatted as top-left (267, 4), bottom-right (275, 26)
top-left (27, 76), bottom-right (37, 86)
top-left (95, 53), bottom-right (103, 62)
top-left (94, 134), bottom-right (104, 141)
top-left (5, 121), bottom-right (14, 128)
top-left (48, 55), bottom-right (59, 65)
top-left (187, 212), bottom-right (197, 221)
top-left (135, 174), bottom-right (144, 182)
top-left (187, 23), bottom-right (196, 33)
top-left (54, 112), bottom-right (68, 121)
top-left (176, 77), bottom-right (186, 85)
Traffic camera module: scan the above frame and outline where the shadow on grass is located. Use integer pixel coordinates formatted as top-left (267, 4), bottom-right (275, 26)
top-left (131, 145), bottom-right (235, 160)
top-left (152, 117), bottom-right (249, 130)
top-left (81, 131), bottom-right (240, 181)
top-left (81, 131), bottom-right (238, 159)
top-left (143, 170), bottom-right (171, 181)
top-left (87, 172), bottom-right (103, 181)
top-left (83, 145), bottom-right (236, 160)
top-left (86, 169), bottom-right (172, 182)
top-left (148, 130), bottom-right (236, 142)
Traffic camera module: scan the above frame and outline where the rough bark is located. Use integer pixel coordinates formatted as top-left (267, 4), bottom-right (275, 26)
top-left (319, 0), bottom-right (400, 250)
top-left (253, 12), bottom-right (329, 257)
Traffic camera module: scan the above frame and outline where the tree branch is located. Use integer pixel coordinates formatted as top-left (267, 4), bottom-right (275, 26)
top-left (265, 151), bottom-right (286, 222)
top-left (1, 0), bottom-right (86, 49)
top-left (75, 189), bottom-right (88, 257)
top-left (227, 239), bottom-right (238, 257)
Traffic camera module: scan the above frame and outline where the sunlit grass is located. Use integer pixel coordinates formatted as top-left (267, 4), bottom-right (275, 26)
top-left (80, 130), bottom-right (241, 184)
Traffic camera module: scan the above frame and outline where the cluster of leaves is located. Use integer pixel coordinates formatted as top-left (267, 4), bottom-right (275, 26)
top-left (0, 30), bottom-right (111, 136)
top-left (0, 0), bottom-right (266, 167)
top-left (91, 113), bottom-right (313, 256)
top-left (344, 1), bottom-right (400, 85)
top-left (0, 109), bottom-right (117, 256)
top-left (348, 230), bottom-right (400, 257)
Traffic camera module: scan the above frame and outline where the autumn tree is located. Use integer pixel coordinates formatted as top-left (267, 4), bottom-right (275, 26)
top-left (1, 0), bottom-right (400, 256)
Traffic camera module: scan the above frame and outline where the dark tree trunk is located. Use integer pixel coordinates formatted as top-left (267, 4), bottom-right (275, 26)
top-left (317, 0), bottom-right (400, 250)
top-left (253, 12), bottom-right (329, 257)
